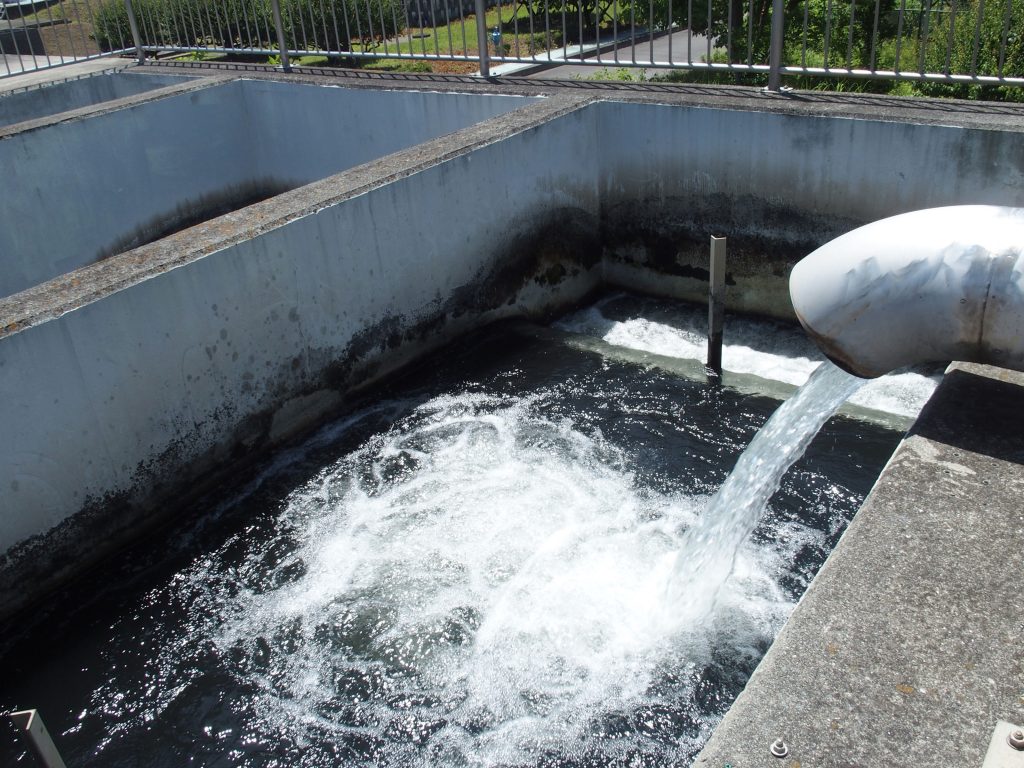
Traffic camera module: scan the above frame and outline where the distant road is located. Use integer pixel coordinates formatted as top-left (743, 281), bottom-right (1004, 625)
top-left (527, 27), bottom-right (711, 79)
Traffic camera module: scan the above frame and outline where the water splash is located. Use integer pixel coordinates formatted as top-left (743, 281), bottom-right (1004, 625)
top-left (667, 362), bottom-right (866, 629)
top-left (556, 296), bottom-right (939, 418)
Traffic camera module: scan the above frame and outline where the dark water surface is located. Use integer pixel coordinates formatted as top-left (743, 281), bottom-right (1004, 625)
top-left (0, 313), bottom-right (901, 767)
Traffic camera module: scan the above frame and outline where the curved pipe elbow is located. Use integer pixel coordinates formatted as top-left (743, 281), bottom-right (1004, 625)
top-left (789, 205), bottom-right (1024, 379)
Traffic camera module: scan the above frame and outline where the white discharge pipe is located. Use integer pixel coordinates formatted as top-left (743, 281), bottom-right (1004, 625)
top-left (790, 205), bottom-right (1024, 379)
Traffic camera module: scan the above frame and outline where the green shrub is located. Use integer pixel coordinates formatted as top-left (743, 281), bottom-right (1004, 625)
top-left (94, 0), bottom-right (274, 50)
top-left (283, 0), bottom-right (406, 50)
top-left (914, 0), bottom-right (1024, 101)
top-left (93, 0), bottom-right (135, 51)
top-left (95, 0), bottom-right (405, 53)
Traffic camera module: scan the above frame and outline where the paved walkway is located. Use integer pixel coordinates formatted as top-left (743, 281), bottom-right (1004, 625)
top-left (484, 27), bottom-right (709, 78)
top-left (526, 27), bottom-right (710, 79)
top-left (0, 54), bottom-right (127, 92)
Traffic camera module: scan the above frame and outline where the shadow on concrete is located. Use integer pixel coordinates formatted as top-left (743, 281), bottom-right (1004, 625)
top-left (909, 364), bottom-right (1024, 465)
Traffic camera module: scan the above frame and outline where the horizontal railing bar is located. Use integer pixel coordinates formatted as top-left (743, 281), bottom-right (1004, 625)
top-left (779, 65), bottom-right (1024, 86)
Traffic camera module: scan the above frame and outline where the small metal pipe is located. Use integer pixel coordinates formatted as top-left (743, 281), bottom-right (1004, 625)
top-left (122, 0), bottom-right (146, 64)
top-left (9, 710), bottom-right (67, 768)
top-left (270, 0), bottom-right (292, 70)
top-left (766, 0), bottom-right (785, 90)
top-left (707, 236), bottom-right (726, 376)
top-left (475, 0), bottom-right (491, 77)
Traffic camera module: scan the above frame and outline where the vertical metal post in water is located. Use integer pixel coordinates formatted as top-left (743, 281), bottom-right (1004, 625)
top-left (707, 236), bottom-right (727, 376)
top-left (475, 0), bottom-right (491, 77)
top-left (9, 710), bottom-right (67, 768)
top-left (270, 0), bottom-right (292, 71)
top-left (766, 0), bottom-right (785, 90)
top-left (122, 0), bottom-right (145, 65)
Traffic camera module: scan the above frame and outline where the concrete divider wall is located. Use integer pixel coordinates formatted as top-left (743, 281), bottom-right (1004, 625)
top-left (0, 80), bottom-right (257, 298)
top-left (5, 83), bottom-right (1024, 617)
top-left (238, 79), bottom-right (540, 187)
top-left (0, 80), bottom-right (537, 298)
top-left (0, 100), bottom-right (600, 617)
top-left (0, 71), bottom-right (197, 129)
top-left (595, 101), bottom-right (1024, 317)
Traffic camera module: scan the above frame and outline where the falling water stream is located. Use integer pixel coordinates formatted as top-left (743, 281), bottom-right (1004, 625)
top-left (0, 296), bottom-right (920, 767)
top-left (667, 363), bottom-right (865, 627)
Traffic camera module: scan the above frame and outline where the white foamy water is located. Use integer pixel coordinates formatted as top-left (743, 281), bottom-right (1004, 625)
top-left (556, 301), bottom-right (940, 417)
top-left (667, 363), bottom-right (865, 627)
top-left (159, 390), bottom-right (809, 765)
top-left (61, 306), bottom-right (896, 767)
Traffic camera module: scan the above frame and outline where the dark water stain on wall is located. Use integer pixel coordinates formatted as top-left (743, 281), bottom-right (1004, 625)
top-left (95, 178), bottom-right (296, 262)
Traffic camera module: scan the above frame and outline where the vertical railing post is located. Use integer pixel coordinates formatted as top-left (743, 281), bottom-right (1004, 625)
top-left (766, 0), bottom-right (785, 90)
top-left (123, 0), bottom-right (145, 65)
top-left (9, 710), bottom-right (67, 768)
top-left (475, 0), bottom-right (491, 77)
top-left (270, 0), bottom-right (292, 71)
top-left (707, 236), bottom-right (727, 376)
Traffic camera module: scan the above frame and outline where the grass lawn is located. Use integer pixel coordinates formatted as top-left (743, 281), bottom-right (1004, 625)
top-left (354, 2), bottom-right (563, 66)
top-left (9, 0), bottom-right (567, 74)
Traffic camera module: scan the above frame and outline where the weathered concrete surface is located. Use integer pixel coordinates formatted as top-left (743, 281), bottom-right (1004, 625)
top-left (5, 63), bottom-right (1024, 315)
top-left (0, 77), bottom-right (538, 297)
top-left (695, 361), bottom-right (1024, 768)
top-left (231, 68), bottom-right (1023, 319)
top-left (4, 63), bottom-right (1024, 628)
top-left (596, 100), bottom-right (1024, 318)
top-left (0, 70), bottom-right (195, 128)
top-left (0, 93), bottom-right (600, 620)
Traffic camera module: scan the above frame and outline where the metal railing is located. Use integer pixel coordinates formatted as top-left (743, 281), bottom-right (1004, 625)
top-left (0, 0), bottom-right (1020, 93)
top-left (0, 0), bottom-right (134, 78)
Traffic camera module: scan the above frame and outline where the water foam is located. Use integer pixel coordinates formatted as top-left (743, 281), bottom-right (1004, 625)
top-left (556, 298), bottom-right (940, 417)
top-left (109, 389), bottom-right (804, 765)
top-left (50, 311), bottom-right (898, 767)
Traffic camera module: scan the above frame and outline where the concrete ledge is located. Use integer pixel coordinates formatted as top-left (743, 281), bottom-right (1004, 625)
top-left (142, 60), bottom-right (1024, 132)
top-left (694, 361), bottom-right (1024, 767)
top-left (0, 69), bottom-right (199, 128)
top-left (0, 69), bottom-right (229, 138)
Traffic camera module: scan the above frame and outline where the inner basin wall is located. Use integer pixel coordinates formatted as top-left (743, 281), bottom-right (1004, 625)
top-left (4, 86), bottom-right (1024, 619)
top-left (0, 71), bottom-right (198, 129)
top-left (595, 100), bottom-right (1024, 318)
top-left (0, 99), bottom-right (601, 619)
top-left (0, 79), bottom-right (539, 298)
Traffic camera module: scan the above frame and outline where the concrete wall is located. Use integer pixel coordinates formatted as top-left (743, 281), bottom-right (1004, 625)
top-left (0, 80), bottom-right (537, 298)
top-left (596, 101), bottom-right (1024, 317)
top-left (4, 82), bottom-right (1024, 618)
top-left (0, 81), bottom-right (258, 297)
top-left (0, 71), bottom-right (196, 129)
top-left (0, 99), bottom-right (600, 618)
top-left (239, 79), bottom-right (541, 187)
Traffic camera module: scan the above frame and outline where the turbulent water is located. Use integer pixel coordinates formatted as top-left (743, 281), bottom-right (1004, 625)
top-left (0, 296), bottom-right (910, 768)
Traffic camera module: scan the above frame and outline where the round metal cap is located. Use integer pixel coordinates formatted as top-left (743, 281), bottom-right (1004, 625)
top-left (1008, 729), bottom-right (1024, 751)
top-left (770, 738), bottom-right (789, 758)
